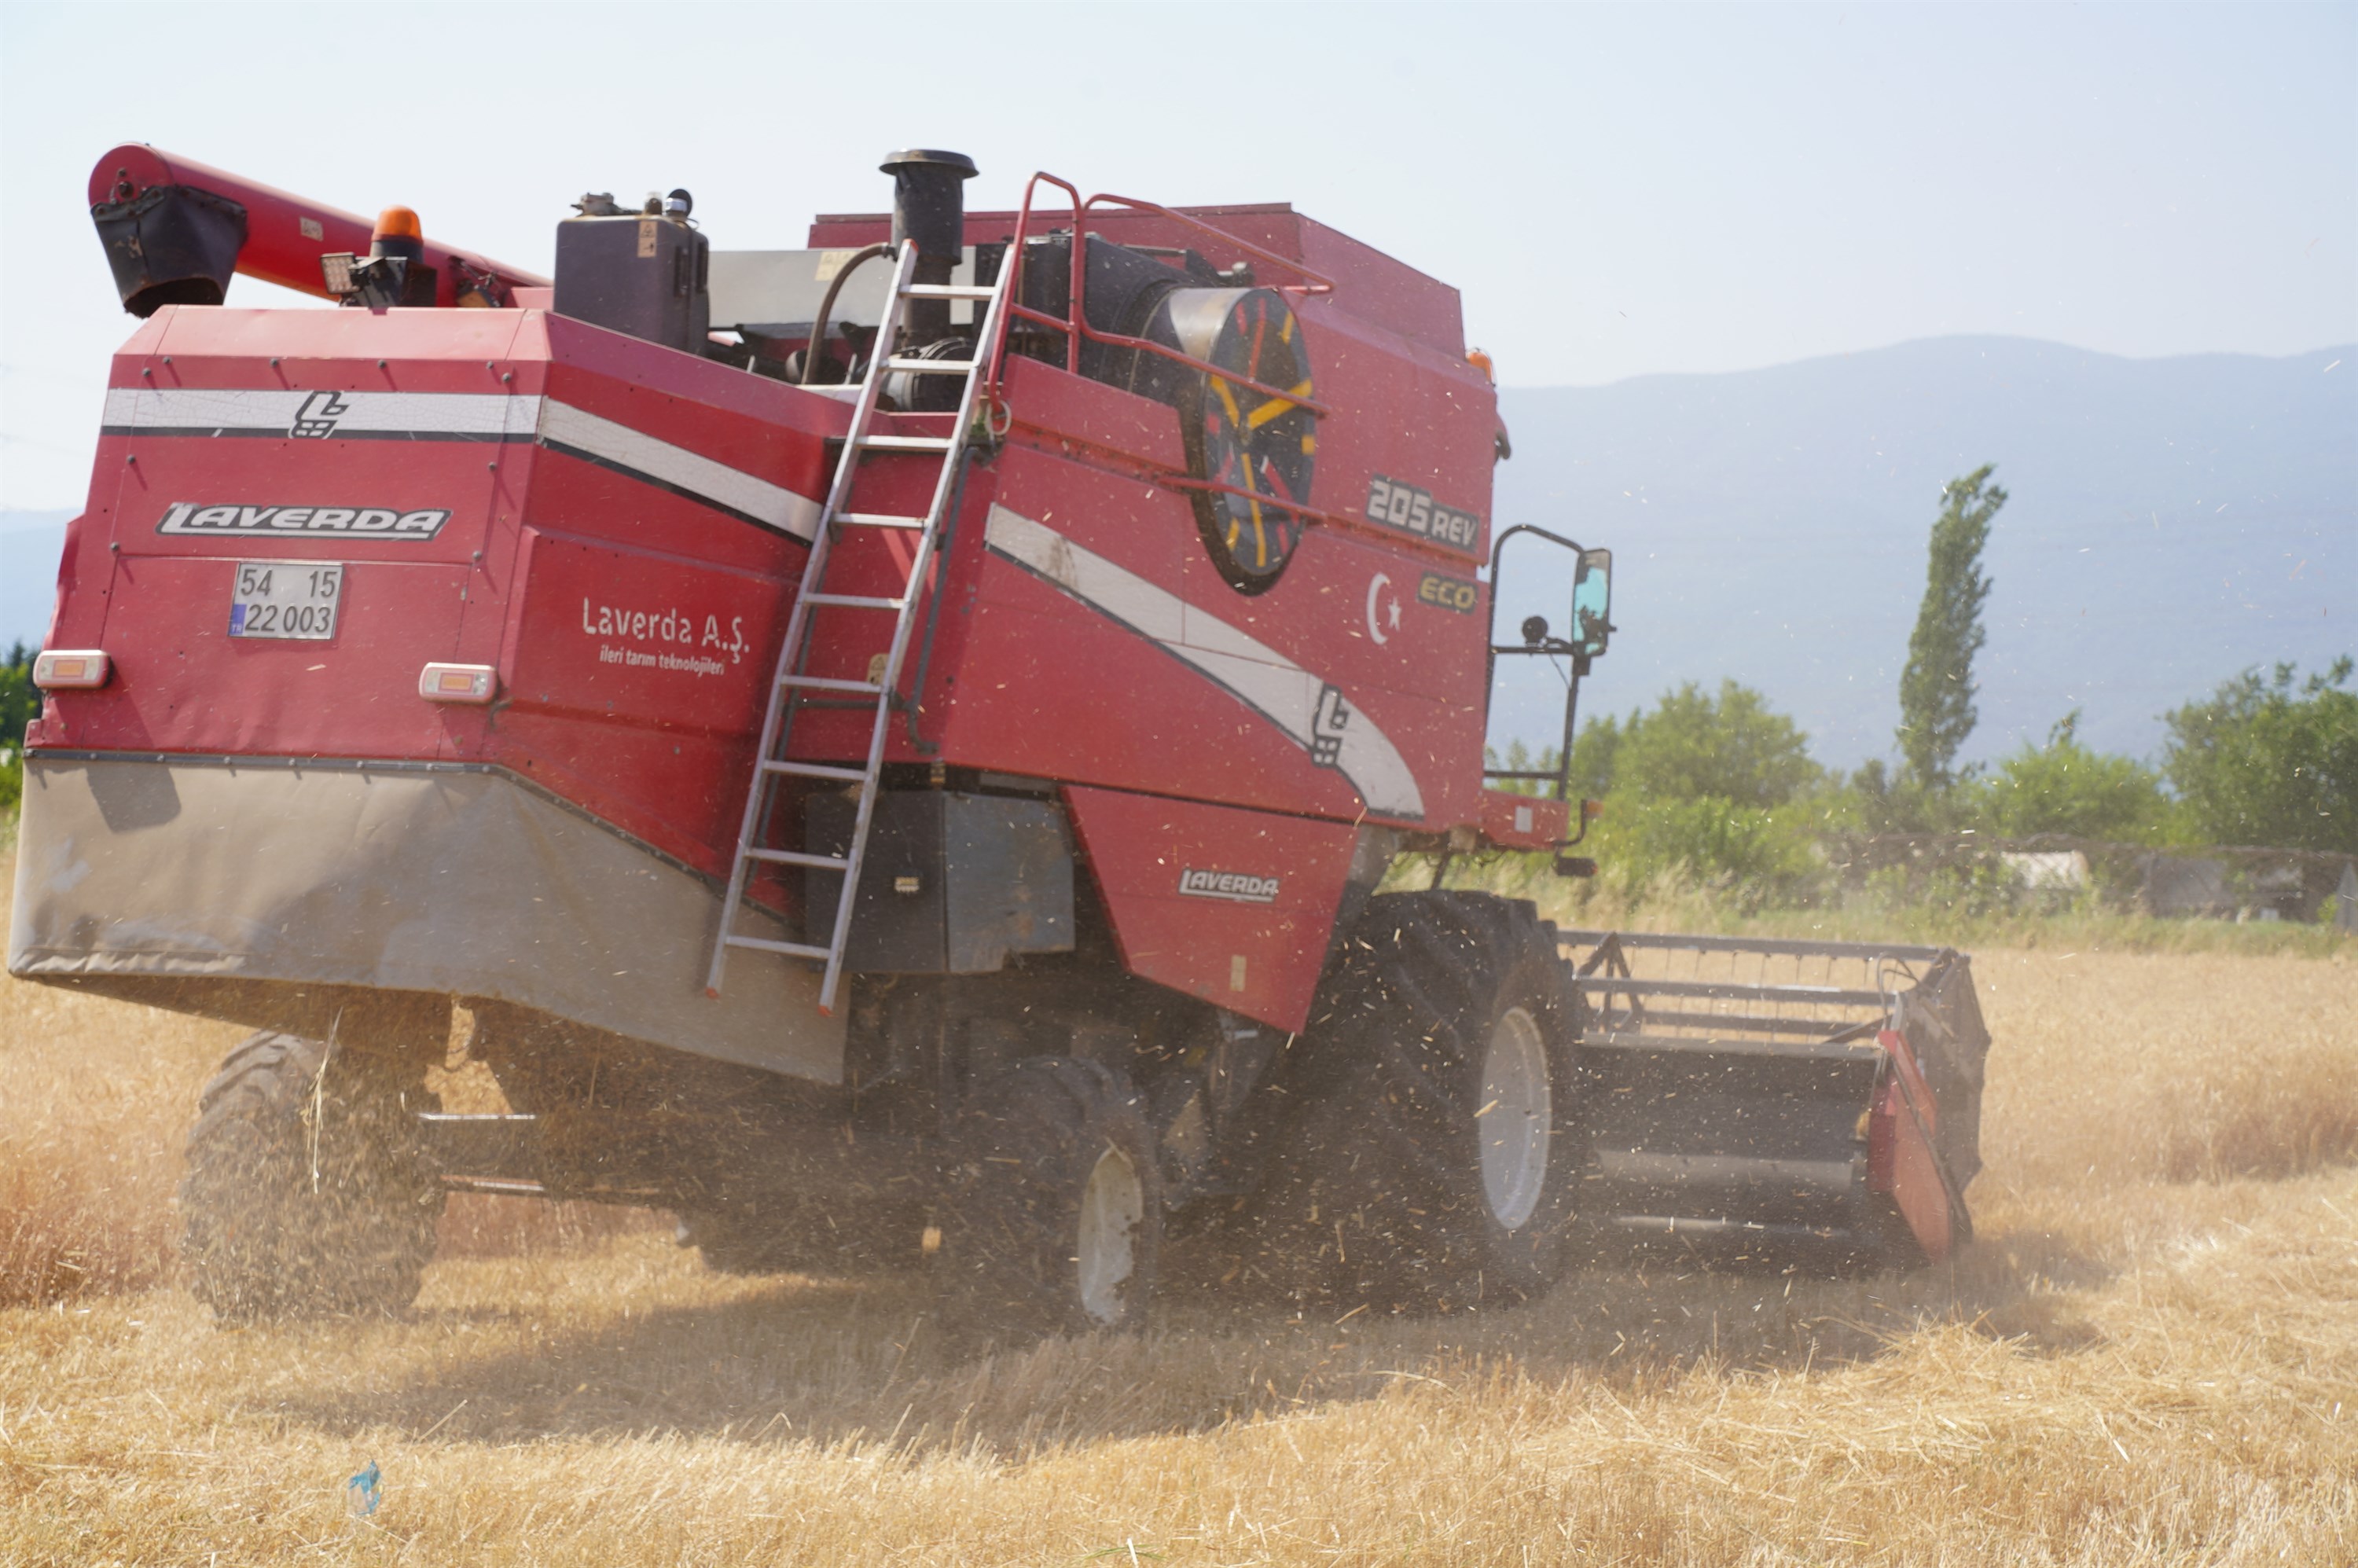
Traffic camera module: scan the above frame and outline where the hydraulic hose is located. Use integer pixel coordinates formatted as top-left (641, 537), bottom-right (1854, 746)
top-left (801, 243), bottom-right (893, 385)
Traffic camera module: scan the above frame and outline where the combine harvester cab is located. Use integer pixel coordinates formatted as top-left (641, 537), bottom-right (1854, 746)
top-left (10, 144), bottom-right (1990, 1334)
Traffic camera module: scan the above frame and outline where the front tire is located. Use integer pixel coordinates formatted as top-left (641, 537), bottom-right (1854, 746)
top-left (938, 1058), bottom-right (1162, 1341)
top-left (1265, 892), bottom-right (1585, 1310)
top-left (180, 1031), bottom-right (444, 1320)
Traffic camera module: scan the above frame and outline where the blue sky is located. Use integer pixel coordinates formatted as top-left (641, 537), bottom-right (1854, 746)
top-left (3, 0), bottom-right (2352, 509)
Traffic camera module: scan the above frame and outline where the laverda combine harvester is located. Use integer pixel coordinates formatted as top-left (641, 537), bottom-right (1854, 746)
top-left (11, 145), bottom-right (1990, 1333)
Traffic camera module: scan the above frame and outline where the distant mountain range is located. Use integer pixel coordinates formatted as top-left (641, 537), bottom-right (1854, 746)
top-left (1490, 336), bottom-right (2353, 769)
top-left (0, 509), bottom-right (70, 662)
top-left (7, 336), bottom-right (2351, 767)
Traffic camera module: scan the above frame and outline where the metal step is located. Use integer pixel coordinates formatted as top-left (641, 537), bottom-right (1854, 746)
top-left (777, 673), bottom-right (885, 694)
top-left (803, 592), bottom-right (908, 611)
top-left (882, 356), bottom-right (981, 374)
top-left (722, 934), bottom-right (834, 960)
top-left (856, 433), bottom-right (956, 452)
top-left (744, 847), bottom-right (851, 870)
top-left (901, 283), bottom-right (997, 300)
top-left (759, 759), bottom-right (867, 782)
top-left (835, 512), bottom-right (927, 529)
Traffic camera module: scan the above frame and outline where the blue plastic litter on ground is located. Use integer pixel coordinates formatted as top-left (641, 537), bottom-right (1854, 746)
top-left (346, 1460), bottom-right (381, 1517)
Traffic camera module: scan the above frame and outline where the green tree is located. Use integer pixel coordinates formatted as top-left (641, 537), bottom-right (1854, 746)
top-left (1610, 680), bottom-right (1819, 807)
top-left (2163, 659), bottom-right (2357, 852)
top-left (0, 642), bottom-right (33, 751)
top-left (0, 641), bottom-right (28, 820)
top-left (1614, 793), bottom-right (1819, 896)
top-left (1819, 756), bottom-right (1927, 835)
top-left (1574, 681), bottom-right (1825, 898)
top-left (1971, 711), bottom-right (2173, 842)
top-left (1565, 714), bottom-right (1621, 801)
top-left (1898, 466), bottom-right (2004, 790)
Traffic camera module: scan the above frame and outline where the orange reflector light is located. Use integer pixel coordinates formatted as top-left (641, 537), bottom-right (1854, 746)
top-left (1467, 347), bottom-right (1496, 384)
top-left (373, 204), bottom-right (423, 242)
top-left (31, 650), bottom-right (110, 690)
top-left (419, 663), bottom-right (497, 703)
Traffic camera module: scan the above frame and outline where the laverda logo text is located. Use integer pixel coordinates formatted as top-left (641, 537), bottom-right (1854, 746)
top-left (158, 502), bottom-right (451, 539)
top-left (1177, 868), bottom-right (1281, 904)
top-left (581, 597), bottom-right (749, 678)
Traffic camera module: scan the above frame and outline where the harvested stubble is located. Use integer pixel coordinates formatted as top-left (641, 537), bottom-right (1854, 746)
top-left (2, 848), bottom-right (2353, 1564)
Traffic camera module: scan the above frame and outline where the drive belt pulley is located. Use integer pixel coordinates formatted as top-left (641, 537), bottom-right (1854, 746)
top-left (1012, 235), bottom-right (1318, 593)
top-left (1159, 288), bottom-right (1317, 593)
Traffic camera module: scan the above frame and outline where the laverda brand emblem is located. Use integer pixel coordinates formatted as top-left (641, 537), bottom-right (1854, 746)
top-left (1362, 475), bottom-right (1480, 551)
top-left (1178, 867), bottom-right (1281, 904)
top-left (1310, 683), bottom-right (1352, 769)
top-left (291, 391), bottom-right (349, 438)
top-left (157, 502), bottom-right (452, 539)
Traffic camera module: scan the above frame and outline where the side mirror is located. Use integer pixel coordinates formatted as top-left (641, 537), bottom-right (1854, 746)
top-left (1570, 549), bottom-right (1612, 659)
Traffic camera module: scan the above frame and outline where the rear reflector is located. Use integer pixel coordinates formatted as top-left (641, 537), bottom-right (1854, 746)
top-left (31, 650), bottom-right (110, 689)
top-left (419, 663), bottom-right (498, 703)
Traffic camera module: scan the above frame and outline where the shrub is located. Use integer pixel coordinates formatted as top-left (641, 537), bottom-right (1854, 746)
top-left (2163, 658), bottom-right (2357, 852)
top-left (1599, 791), bottom-right (1820, 902)
top-left (1970, 711), bottom-right (2175, 843)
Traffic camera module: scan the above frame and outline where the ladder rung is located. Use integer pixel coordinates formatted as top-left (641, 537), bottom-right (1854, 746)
top-left (882, 356), bottom-right (981, 374)
top-left (804, 592), bottom-right (907, 611)
top-left (760, 759), bottom-right (868, 782)
top-left (779, 674), bottom-right (885, 694)
top-left (902, 284), bottom-right (997, 300)
top-left (856, 434), bottom-right (956, 452)
top-left (723, 935), bottom-right (833, 960)
top-left (835, 512), bottom-right (927, 529)
top-left (745, 847), bottom-right (851, 869)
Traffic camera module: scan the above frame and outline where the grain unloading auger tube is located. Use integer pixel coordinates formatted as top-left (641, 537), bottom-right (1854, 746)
top-left (13, 140), bottom-right (1995, 1337)
top-left (1560, 931), bottom-right (1990, 1267)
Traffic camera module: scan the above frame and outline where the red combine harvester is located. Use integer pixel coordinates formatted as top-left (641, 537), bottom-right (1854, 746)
top-left (10, 145), bottom-right (1990, 1332)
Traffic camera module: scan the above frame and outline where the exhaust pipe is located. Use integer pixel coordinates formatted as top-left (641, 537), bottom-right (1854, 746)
top-left (880, 148), bottom-right (976, 343)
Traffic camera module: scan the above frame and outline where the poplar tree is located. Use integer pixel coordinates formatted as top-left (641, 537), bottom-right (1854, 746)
top-left (1898, 466), bottom-right (2004, 790)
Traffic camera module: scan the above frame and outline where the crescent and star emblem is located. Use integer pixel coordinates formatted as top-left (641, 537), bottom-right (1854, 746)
top-left (1365, 572), bottom-right (1403, 645)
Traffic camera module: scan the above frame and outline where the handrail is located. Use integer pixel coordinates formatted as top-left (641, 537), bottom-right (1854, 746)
top-left (982, 171), bottom-right (1336, 419)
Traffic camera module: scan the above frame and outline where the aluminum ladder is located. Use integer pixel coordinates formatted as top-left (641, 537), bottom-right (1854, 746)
top-left (705, 239), bottom-right (1011, 1010)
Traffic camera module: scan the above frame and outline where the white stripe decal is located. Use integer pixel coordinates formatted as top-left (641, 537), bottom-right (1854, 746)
top-left (100, 387), bottom-right (822, 542)
top-left (102, 387), bottom-right (530, 437)
top-left (983, 504), bottom-right (1426, 821)
top-left (536, 401), bottom-right (820, 541)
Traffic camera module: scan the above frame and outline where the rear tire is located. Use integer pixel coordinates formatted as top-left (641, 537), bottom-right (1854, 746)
top-left (1260, 891), bottom-right (1584, 1311)
top-left (180, 1031), bottom-right (445, 1320)
top-left (938, 1058), bottom-right (1162, 1341)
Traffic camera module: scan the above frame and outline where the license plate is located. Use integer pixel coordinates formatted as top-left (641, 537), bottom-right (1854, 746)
top-left (228, 562), bottom-right (345, 641)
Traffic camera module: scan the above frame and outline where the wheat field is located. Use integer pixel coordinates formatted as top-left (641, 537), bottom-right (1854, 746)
top-left (3, 849), bottom-right (2354, 1564)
